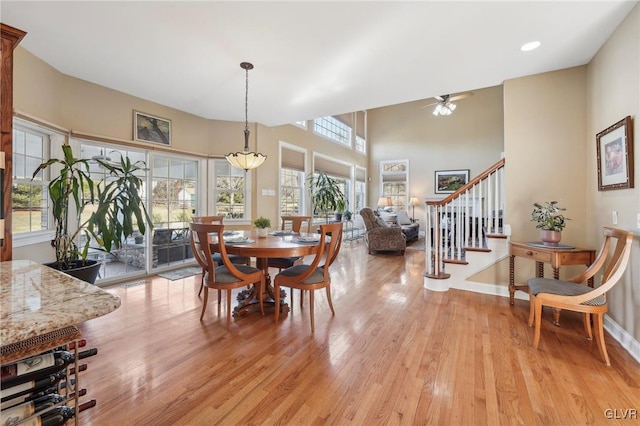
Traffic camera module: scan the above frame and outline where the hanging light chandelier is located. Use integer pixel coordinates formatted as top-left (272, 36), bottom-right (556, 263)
top-left (225, 62), bottom-right (267, 171)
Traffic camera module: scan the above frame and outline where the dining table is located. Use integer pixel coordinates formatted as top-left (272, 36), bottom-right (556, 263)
top-left (210, 230), bottom-right (324, 317)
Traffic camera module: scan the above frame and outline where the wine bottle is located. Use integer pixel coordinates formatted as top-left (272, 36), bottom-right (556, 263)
top-left (31, 399), bottom-right (96, 426)
top-left (1, 370), bottom-right (68, 402)
top-left (1, 387), bottom-right (86, 411)
top-left (1, 349), bottom-right (97, 387)
top-left (54, 339), bottom-right (87, 352)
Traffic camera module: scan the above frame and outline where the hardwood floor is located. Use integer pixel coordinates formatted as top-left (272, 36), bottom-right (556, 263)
top-left (78, 241), bottom-right (639, 425)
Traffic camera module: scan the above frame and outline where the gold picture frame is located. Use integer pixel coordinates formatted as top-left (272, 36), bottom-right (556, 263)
top-left (596, 116), bottom-right (634, 191)
top-left (134, 111), bottom-right (171, 146)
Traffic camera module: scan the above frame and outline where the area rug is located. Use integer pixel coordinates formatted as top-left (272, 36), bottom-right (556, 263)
top-left (157, 266), bottom-right (202, 281)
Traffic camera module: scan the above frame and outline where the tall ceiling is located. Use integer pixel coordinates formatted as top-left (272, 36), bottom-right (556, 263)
top-left (1, 1), bottom-right (636, 126)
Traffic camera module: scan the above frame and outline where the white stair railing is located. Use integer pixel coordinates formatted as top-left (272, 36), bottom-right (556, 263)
top-left (424, 159), bottom-right (506, 279)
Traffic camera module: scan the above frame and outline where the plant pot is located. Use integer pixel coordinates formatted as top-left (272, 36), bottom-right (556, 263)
top-left (540, 230), bottom-right (561, 247)
top-left (134, 235), bottom-right (144, 244)
top-left (257, 228), bottom-right (268, 238)
top-left (44, 259), bottom-right (101, 284)
top-left (334, 213), bottom-right (343, 222)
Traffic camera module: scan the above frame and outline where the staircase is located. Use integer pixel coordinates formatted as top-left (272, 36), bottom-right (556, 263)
top-left (423, 159), bottom-right (509, 292)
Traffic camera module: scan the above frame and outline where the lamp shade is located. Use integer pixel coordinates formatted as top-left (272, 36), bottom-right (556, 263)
top-left (410, 197), bottom-right (420, 206)
top-left (377, 196), bottom-right (392, 207)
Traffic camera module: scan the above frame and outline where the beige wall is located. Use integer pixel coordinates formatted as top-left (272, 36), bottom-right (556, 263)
top-left (367, 85), bottom-right (505, 224)
top-left (586, 4), bottom-right (640, 342)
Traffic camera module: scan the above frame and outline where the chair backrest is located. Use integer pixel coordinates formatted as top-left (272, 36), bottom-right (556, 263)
top-left (359, 207), bottom-right (383, 230)
top-left (193, 216), bottom-right (224, 224)
top-left (281, 215), bottom-right (311, 233)
top-left (189, 222), bottom-right (248, 282)
top-left (294, 222), bottom-right (343, 283)
top-left (567, 227), bottom-right (633, 304)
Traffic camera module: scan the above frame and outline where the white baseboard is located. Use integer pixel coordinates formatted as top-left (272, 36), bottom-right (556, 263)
top-left (604, 315), bottom-right (640, 364)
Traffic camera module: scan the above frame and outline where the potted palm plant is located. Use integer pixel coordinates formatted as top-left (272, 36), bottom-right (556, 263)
top-left (531, 200), bottom-right (569, 246)
top-left (307, 172), bottom-right (347, 224)
top-left (34, 144), bottom-right (152, 283)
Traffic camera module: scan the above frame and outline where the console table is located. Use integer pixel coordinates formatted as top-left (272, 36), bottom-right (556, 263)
top-left (508, 241), bottom-right (596, 305)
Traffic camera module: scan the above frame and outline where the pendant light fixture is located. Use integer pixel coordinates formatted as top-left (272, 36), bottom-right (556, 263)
top-left (225, 62), bottom-right (267, 171)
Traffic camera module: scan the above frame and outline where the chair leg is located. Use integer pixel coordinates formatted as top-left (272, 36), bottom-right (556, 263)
top-left (533, 298), bottom-right (543, 349)
top-left (198, 271), bottom-right (204, 297)
top-left (582, 313), bottom-right (593, 340)
top-left (274, 282), bottom-right (281, 323)
top-left (300, 289), bottom-right (305, 308)
top-left (309, 290), bottom-right (315, 334)
top-left (226, 289), bottom-right (232, 331)
top-left (217, 289), bottom-right (222, 305)
top-left (200, 287), bottom-right (208, 320)
top-left (326, 286), bottom-right (335, 316)
top-left (593, 313), bottom-right (610, 366)
top-left (528, 291), bottom-right (535, 327)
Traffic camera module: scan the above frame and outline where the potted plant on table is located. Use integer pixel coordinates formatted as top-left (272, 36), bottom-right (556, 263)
top-left (307, 172), bottom-right (347, 224)
top-left (34, 144), bottom-right (152, 283)
top-left (531, 201), bottom-right (569, 246)
top-left (253, 216), bottom-right (271, 238)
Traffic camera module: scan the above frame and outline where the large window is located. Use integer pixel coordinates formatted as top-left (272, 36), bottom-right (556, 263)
top-left (354, 166), bottom-right (367, 214)
top-left (211, 159), bottom-right (247, 219)
top-left (280, 168), bottom-right (304, 216)
top-left (152, 155), bottom-right (198, 227)
top-left (380, 160), bottom-right (409, 211)
top-left (354, 111), bottom-right (367, 154)
top-left (12, 121), bottom-right (58, 236)
top-left (313, 155), bottom-right (351, 222)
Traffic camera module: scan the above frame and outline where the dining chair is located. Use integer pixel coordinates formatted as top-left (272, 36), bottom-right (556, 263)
top-left (191, 216), bottom-right (250, 296)
top-left (190, 223), bottom-right (265, 330)
top-left (274, 222), bottom-right (343, 333)
top-left (268, 215), bottom-right (312, 306)
top-left (527, 227), bottom-right (633, 365)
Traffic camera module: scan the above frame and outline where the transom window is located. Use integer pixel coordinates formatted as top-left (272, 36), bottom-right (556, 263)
top-left (313, 116), bottom-right (352, 146)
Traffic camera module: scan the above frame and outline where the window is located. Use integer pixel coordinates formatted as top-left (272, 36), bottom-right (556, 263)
top-left (12, 121), bottom-right (56, 236)
top-left (354, 166), bottom-right (367, 213)
top-left (380, 160), bottom-right (409, 211)
top-left (313, 116), bottom-right (352, 146)
top-left (152, 154), bottom-right (198, 227)
top-left (313, 155), bottom-right (351, 222)
top-left (355, 111), bottom-right (367, 154)
top-left (211, 159), bottom-right (248, 219)
top-left (280, 168), bottom-right (304, 216)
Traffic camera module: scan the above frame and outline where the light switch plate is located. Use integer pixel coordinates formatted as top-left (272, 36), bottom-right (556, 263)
top-left (612, 211), bottom-right (618, 225)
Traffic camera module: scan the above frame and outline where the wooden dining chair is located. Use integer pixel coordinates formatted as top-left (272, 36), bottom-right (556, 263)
top-left (191, 216), bottom-right (250, 296)
top-left (527, 227), bottom-right (633, 365)
top-left (274, 222), bottom-right (343, 333)
top-left (190, 223), bottom-right (265, 330)
top-left (268, 216), bottom-right (313, 304)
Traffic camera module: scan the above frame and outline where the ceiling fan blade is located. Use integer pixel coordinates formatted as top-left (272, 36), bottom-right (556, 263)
top-left (434, 95), bottom-right (446, 101)
top-left (448, 92), bottom-right (473, 102)
top-left (418, 102), bottom-right (440, 109)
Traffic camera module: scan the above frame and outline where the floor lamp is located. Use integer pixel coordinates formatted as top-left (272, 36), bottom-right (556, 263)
top-left (410, 197), bottom-right (420, 222)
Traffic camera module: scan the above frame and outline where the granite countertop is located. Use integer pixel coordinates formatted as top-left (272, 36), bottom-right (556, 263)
top-left (0, 260), bottom-right (121, 347)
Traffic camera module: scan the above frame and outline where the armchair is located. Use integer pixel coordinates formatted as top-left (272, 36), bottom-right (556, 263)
top-left (359, 207), bottom-right (406, 255)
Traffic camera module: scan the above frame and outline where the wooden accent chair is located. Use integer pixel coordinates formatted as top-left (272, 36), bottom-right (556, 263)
top-left (190, 223), bottom-right (265, 330)
top-left (527, 227), bottom-right (634, 365)
top-left (190, 216), bottom-right (250, 296)
top-left (274, 222), bottom-right (343, 333)
top-left (359, 207), bottom-right (406, 255)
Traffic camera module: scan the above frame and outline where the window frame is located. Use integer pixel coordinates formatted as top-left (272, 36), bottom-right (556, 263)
top-left (208, 158), bottom-right (252, 224)
top-left (380, 159), bottom-right (409, 212)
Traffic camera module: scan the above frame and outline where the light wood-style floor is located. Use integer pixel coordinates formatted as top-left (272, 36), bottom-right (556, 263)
top-left (78, 241), bottom-right (640, 425)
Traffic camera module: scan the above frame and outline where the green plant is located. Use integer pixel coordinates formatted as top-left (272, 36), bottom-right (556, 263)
top-left (253, 216), bottom-right (271, 229)
top-left (531, 201), bottom-right (569, 232)
top-left (307, 172), bottom-right (347, 223)
top-left (33, 144), bottom-right (153, 270)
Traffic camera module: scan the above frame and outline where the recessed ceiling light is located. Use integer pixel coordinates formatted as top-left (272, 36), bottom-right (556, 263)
top-left (521, 41), bottom-right (541, 52)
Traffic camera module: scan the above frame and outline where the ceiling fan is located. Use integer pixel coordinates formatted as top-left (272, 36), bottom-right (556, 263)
top-left (420, 92), bottom-right (473, 116)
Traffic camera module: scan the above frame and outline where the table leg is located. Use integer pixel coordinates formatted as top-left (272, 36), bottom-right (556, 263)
top-left (536, 261), bottom-right (544, 278)
top-left (233, 257), bottom-right (289, 317)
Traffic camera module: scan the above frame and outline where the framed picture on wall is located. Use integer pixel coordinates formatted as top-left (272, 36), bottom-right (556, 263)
top-left (134, 111), bottom-right (172, 145)
top-left (435, 169), bottom-right (470, 194)
top-left (596, 116), bottom-right (634, 191)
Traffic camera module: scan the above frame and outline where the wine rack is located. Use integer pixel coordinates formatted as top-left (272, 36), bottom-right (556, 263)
top-left (0, 326), bottom-right (96, 425)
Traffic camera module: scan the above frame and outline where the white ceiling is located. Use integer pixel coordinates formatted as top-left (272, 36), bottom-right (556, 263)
top-left (1, 1), bottom-right (637, 127)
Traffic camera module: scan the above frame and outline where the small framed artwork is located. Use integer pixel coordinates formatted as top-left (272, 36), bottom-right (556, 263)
top-left (596, 116), bottom-right (634, 191)
top-left (134, 111), bottom-right (171, 145)
top-left (435, 169), bottom-right (470, 194)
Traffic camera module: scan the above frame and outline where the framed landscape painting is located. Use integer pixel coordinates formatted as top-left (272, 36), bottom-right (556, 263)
top-left (134, 111), bottom-right (171, 146)
top-left (435, 169), bottom-right (470, 194)
top-left (596, 116), bottom-right (634, 191)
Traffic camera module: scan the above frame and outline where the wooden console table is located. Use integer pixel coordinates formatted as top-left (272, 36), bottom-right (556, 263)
top-left (508, 241), bottom-right (596, 305)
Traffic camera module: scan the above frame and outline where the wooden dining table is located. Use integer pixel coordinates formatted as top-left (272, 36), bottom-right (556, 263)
top-left (209, 230), bottom-right (323, 317)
